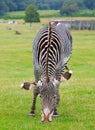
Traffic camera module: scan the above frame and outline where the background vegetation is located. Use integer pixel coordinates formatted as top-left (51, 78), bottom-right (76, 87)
top-left (0, 0), bottom-right (95, 16)
top-left (1, 10), bottom-right (61, 19)
top-left (24, 5), bottom-right (40, 26)
top-left (1, 9), bottom-right (95, 20)
top-left (0, 16), bottom-right (95, 129)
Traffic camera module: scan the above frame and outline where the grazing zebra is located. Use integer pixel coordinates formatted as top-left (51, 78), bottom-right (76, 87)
top-left (21, 21), bottom-right (72, 122)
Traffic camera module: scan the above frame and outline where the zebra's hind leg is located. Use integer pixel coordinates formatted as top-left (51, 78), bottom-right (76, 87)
top-left (29, 87), bottom-right (39, 117)
top-left (53, 108), bottom-right (59, 118)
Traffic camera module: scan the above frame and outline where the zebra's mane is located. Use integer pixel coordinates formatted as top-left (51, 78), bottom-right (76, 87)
top-left (46, 22), bottom-right (52, 83)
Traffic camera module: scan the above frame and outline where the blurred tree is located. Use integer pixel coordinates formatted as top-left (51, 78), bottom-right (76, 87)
top-left (5, 0), bottom-right (17, 11)
top-left (0, 0), bottom-right (9, 15)
top-left (1, 0), bottom-right (95, 15)
top-left (84, 0), bottom-right (95, 10)
top-left (60, 3), bottom-right (79, 16)
top-left (49, 0), bottom-right (63, 10)
top-left (60, 0), bottom-right (85, 16)
top-left (25, 5), bottom-right (40, 26)
top-left (13, 0), bottom-right (26, 10)
top-left (37, 4), bottom-right (50, 10)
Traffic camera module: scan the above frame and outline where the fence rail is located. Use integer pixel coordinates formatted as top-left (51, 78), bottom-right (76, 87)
top-left (53, 20), bottom-right (95, 30)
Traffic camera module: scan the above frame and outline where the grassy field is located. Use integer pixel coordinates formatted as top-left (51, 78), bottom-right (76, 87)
top-left (0, 18), bottom-right (95, 130)
top-left (2, 9), bottom-right (95, 19)
top-left (3, 10), bottom-right (61, 19)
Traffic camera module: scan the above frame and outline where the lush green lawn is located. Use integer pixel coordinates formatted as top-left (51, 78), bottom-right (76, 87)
top-left (0, 19), bottom-right (95, 130)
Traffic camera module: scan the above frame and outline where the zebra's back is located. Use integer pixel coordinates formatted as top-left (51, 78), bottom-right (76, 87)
top-left (33, 22), bottom-right (72, 82)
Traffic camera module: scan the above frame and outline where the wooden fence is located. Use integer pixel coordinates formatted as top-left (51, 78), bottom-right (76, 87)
top-left (53, 20), bottom-right (95, 30)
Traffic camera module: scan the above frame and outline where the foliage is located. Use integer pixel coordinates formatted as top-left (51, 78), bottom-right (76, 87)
top-left (0, 0), bottom-right (9, 15)
top-left (60, 0), bottom-right (95, 16)
top-left (60, 0), bottom-right (85, 16)
top-left (37, 4), bottom-right (50, 10)
top-left (34, 0), bottom-right (63, 10)
top-left (72, 9), bottom-right (95, 17)
top-left (5, 0), bottom-right (17, 11)
top-left (0, 0), bottom-right (95, 16)
top-left (60, 4), bottom-right (79, 16)
top-left (84, 0), bottom-right (95, 10)
top-left (25, 5), bottom-right (40, 25)
top-left (0, 20), bottom-right (95, 129)
top-left (0, 0), bottom-right (63, 14)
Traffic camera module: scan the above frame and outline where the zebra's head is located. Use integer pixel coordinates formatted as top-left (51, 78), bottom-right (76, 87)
top-left (39, 79), bottom-right (59, 122)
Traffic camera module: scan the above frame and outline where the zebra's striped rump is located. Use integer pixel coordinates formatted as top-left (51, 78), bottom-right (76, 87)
top-left (37, 22), bottom-right (61, 83)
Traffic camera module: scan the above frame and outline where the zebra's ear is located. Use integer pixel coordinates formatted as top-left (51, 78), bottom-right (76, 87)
top-left (60, 70), bottom-right (72, 82)
top-left (21, 82), bottom-right (36, 90)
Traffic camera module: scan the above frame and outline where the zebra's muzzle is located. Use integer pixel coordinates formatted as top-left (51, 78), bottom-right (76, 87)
top-left (41, 108), bottom-right (53, 122)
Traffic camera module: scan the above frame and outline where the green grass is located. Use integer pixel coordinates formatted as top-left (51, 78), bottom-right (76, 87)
top-left (3, 10), bottom-right (61, 19)
top-left (2, 9), bottom-right (95, 19)
top-left (2, 11), bottom-right (25, 19)
top-left (72, 9), bottom-right (95, 17)
top-left (0, 19), bottom-right (95, 130)
top-left (39, 10), bottom-right (61, 18)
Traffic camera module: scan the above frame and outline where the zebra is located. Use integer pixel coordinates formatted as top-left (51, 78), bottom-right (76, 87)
top-left (21, 21), bottom-right (72, 122)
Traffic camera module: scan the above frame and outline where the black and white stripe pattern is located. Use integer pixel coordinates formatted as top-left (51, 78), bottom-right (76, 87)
top-left (33, 22), bottom-right (72, 83)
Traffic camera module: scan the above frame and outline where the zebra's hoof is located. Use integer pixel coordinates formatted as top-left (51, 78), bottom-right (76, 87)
top-left (52, 114), bottom-right (59, 118)
top-left (28, 112), bottom-right (35, 117)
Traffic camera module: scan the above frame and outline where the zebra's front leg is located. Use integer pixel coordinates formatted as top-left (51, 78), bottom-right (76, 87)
top-left (53, 93), bottom-right (60, 118)
top-left (29, 87), bottom-right (39, 117)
